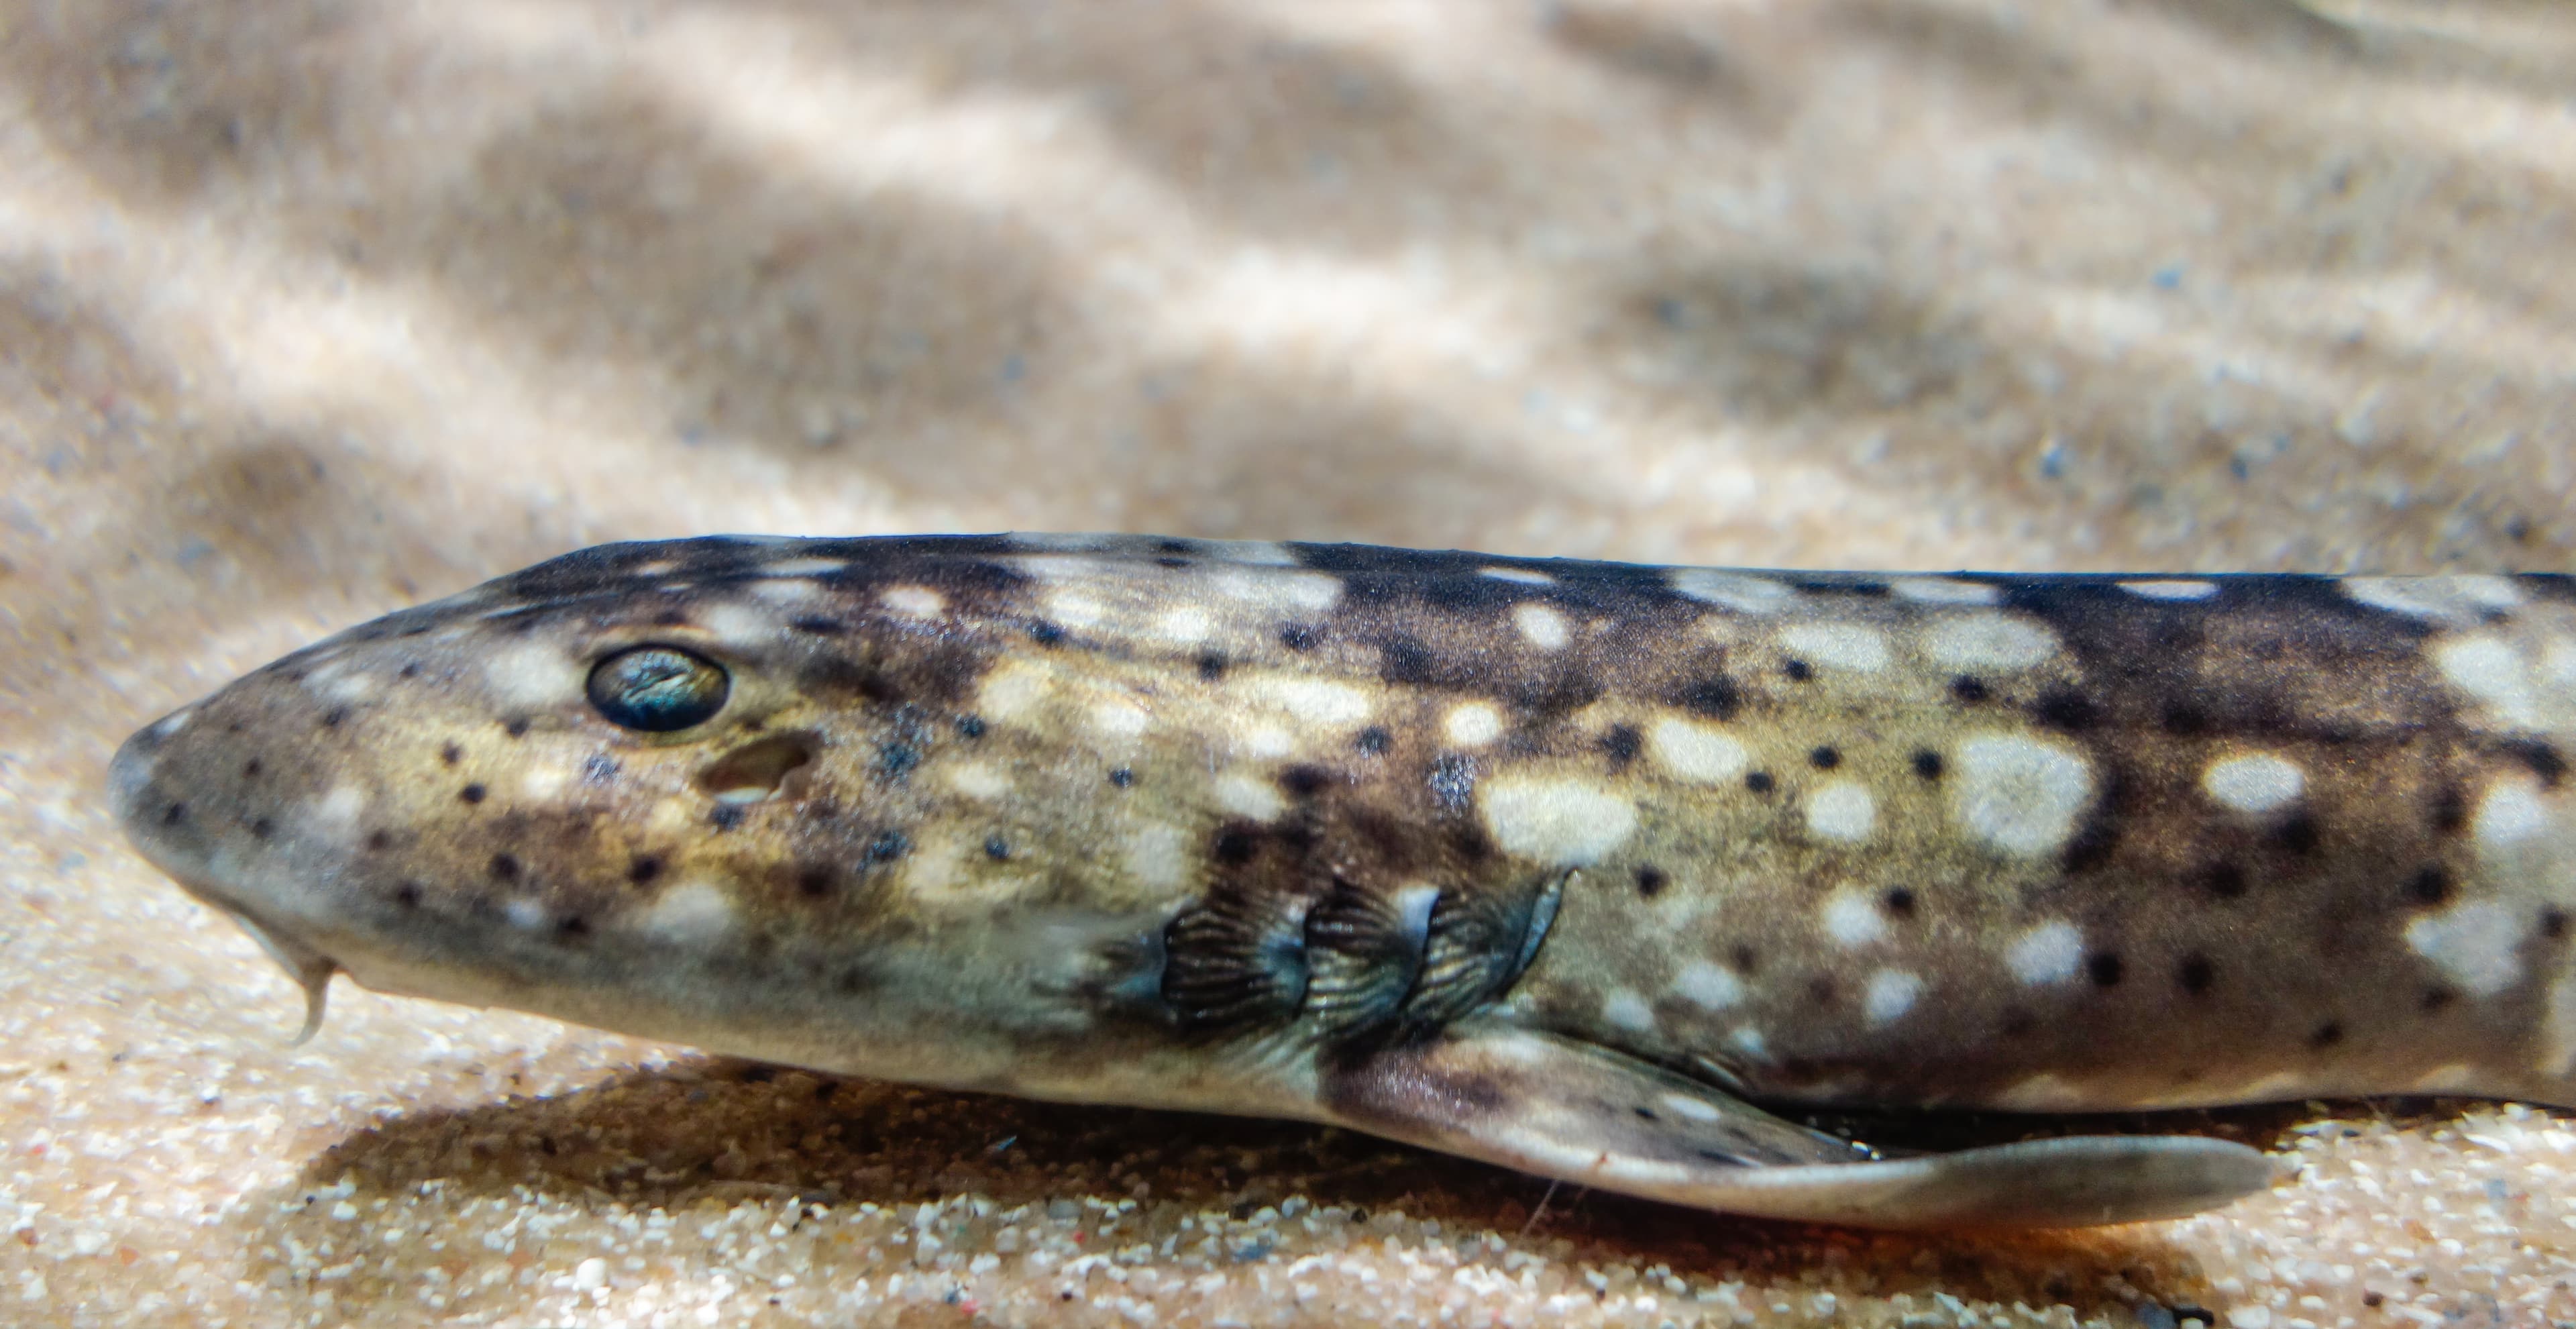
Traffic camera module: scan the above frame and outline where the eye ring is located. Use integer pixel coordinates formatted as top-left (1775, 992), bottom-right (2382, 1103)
top-left (587, 647), bottom-right (730, 732)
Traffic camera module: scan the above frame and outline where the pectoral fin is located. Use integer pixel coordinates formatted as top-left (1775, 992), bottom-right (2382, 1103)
top-left (1325, 1022), bottom-right (2285, 1230)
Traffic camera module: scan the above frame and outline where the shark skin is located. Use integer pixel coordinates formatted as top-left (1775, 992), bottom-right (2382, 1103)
top-left (107, 535), bottom-right (2576, 1228)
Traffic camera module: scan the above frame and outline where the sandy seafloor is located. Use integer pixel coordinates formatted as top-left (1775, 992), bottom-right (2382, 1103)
top-left (3, 1), bottom-right (2575, 1326)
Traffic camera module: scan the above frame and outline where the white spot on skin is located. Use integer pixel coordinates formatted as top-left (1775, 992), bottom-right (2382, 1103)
top-left (1481, 566), bottom-right (1555, 586)
top-left (1821, 890), bottom-right (1888, 948)
top-left (503, 898), bottom-right (549, 931)
top-left (1890, 578), bottom-right (2001, 606)
top-left (1205, 540), bottom-right (1300, 566)
top-left (2406, 900), bottom-right (2527, 998)
top-left (1214, 772), bottom-right (1286, 822)
top-left (1444, 702), bottom-right (1505, 749)
top-left (1921, 613), bottom-right (2059, 672)
top-left (2408, 1064), bottom-right (2481, 1094)
top-left (483, 640), bottom-right (582, 709)
top-left (1240, 724), bottom-right (1296, 759)
top-left (2118, 580), bottom-right (2219, 601)
top-left (2005, 920), bottom-right (2084, 986)
top-left (1121, 822), bottom-right (1191, 891)
top-left (1668, 568), bottom-right (1795, 615)
top-left (881, 586), bottom-right (945, 617)
top-left (747, 578), bottom-right (824, 605)
top-left (1087, 696), bottom-right (1152, 741)
top-left (519, 763), bottom-right (571, 801)
top-left (1513, 604), bottom-right (1571, 650)
top-left (314, 666), bottom-right (376, 704)
top-left (637, 880), bottom-right (737, 942)
top-left (1602, 989), bottom-right (1657, 1033)
top-left (946, 761), bottom-right (1012, 801)
top-left (2202, 753), bottom-right (2306, 814)
top-left (1778, 623), bottom-right (1890, 672)
top-left (1951, 733), bottom-right (2095, 857)
top-left (1208, 566), bottom-right (1340, 615)
top-left (1153, 606), bottom-right (1212, 643)
top-left (1863, 970), bottom-right (1923, 1027)
top-left (1045, 590), bottom-right (1108, 631)
top-left (2343, 575), bottom-right (2524, 623)
top-left (2434, 636), bottom-right (2544, 728)
top-left (1725, 1026), bottom-right (1768, 1059)
top-left (311, 786), bottom-right (366, 840)
top-left (1658, 1092), bottom-right (1722, 1122)
top-left (698, 602), bottom-right (776, 650)
top-left (1647, 718), bottom-right (1748, 784)
top-left (1007, 532), bottom-right (1109, 552)
top-left (1673, 959), bottom-right (1743, 1010)
top-left (761, 557), bottom-right (847, 578)
top-left (2538, 972), bottom-right (2576, 1077)
top-left (1994, 1075), bottom-right (2090, 1110)
top-left (1478, 777), bottom-right (1639, 866)
top-left (2474, 780), bottom-right (2550, 851)
top-left (152, 708), bottom-right (193, 739)
top-left (975, 662), bottom-right (1053, 723)
top-left (1805, 782), bottom-right (1877, 843)
top-left (632, 560), bottom-right (678, 577)
top-left (1246, 676), bottom-right (1373, 730)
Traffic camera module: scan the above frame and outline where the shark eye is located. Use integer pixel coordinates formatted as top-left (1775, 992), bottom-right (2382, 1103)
top-left (587, 647), bottom-right (729, 731)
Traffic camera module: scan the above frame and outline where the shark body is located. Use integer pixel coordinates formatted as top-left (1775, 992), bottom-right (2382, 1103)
top-left (108, 535), bottom-right (2576, 1227)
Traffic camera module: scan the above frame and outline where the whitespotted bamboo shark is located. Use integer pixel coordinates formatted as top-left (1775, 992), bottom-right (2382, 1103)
top-left (109, 535), bottom-right (2576, 1228)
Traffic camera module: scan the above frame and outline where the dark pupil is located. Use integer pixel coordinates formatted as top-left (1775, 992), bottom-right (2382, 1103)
top-left (588, 647), bottom-right (729, 731)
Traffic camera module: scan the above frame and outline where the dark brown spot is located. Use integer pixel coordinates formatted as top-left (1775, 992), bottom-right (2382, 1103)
top-left (1108, 767), bottom-right (1134, 788)
top-left (2307, 1021), bottom-right (2344, 1049)
top-left (2406, 865), bottom-right (2452, 906)
top-left (319, 708), bottom-right (349, 729)
top-left (1910, 750), bottom-right (1943, 780)
top-left (1279, 623), bottom-right (1322, 652)
top-left (798, 867), bottom-right (837, 898)
top-left (504, 716), bottom-right (530, 738)
top-left (1729, 944), bottom-right (1758, 973)
top-left (1882, 887), bottom-right (1917, 917)
top-left (1354, 727), bottom-right (1392, 755)
top-left (2271, 814), bottom-right (2321, 855)
top-left (653, 608), bottom-right (690, 627)
top-left (1634, 866), bottom-right (1668, 899)
top-left (1807, 975), bottom-right (1837, 1005)
top-left (983, 835), bottom-right (1010, 860)
top-left (248, 817), bottom-right (274, 839)
top-left (790, 615), bottom-right (847, 635)
top-left (955, 715), bottom-right (987, 739)
top-left (1195, 651), bottom-right (1228, 681)
top-left (162, 802), bottom-right (186, 825)
top-left (2200, 861), bottom-right (2247, 899)
top-left (710, 804), bottom-right (746, 831)
top-left (2430, 784), bottom-right (2467, 835)
top-left (2504, 739), bottom-right (2568, 788)
top-left (1808, 746), bottom-right (1839, 770)
top-left (2061, 814), bottom-right (2121, 874)
top-left (2421, 986), bottom-right (2457, 1014)
top-left (1279, 765), bottom-right (1332, 798)
top-left (364, 829), bottom-right (391, 852)
top-left (241, 759), bottom-right (262, 778)
top-left (392, 884), bottom-right (422, 909)
top-left (1949, 676), bottom-right (1990, 703)
top-left (459, 783), bottom-right (487, 804)
top-left (1680, 676), bottom-right (1741, 720)
top-left (2176, 955), bottom-right (2215, 996)
top-left (2085, 952), bottom-right (2123, 988)
top-left (1744, 770), bottom-right (1775, 794)
top-left (557, 915), bottom-right (590, 938)
top-left (1600, 725), bottom-right (1642, 767)
top-left (1782, 658), bottom-right (1814, 682)
top-left (488, 853), bottom-right (520, 882)
top-left (439, 743), bottom-right (463, 766)
top-left (1027, 620), bottom-right (1065, 645)
top-left (1214, 827), bottom-right (1258, 865)
top-left (627, 856), bottom-right (662, 885)
top-left (1999, 1009), bottom-right (2037, 1038)
top-left (2033, 688), bottom-right (2100, 731)
top-left (2542, 908), bottom-right (2569, 941)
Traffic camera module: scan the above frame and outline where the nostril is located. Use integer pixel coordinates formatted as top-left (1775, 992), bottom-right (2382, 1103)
top-left (696, 733), bottom-right (816, 804)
